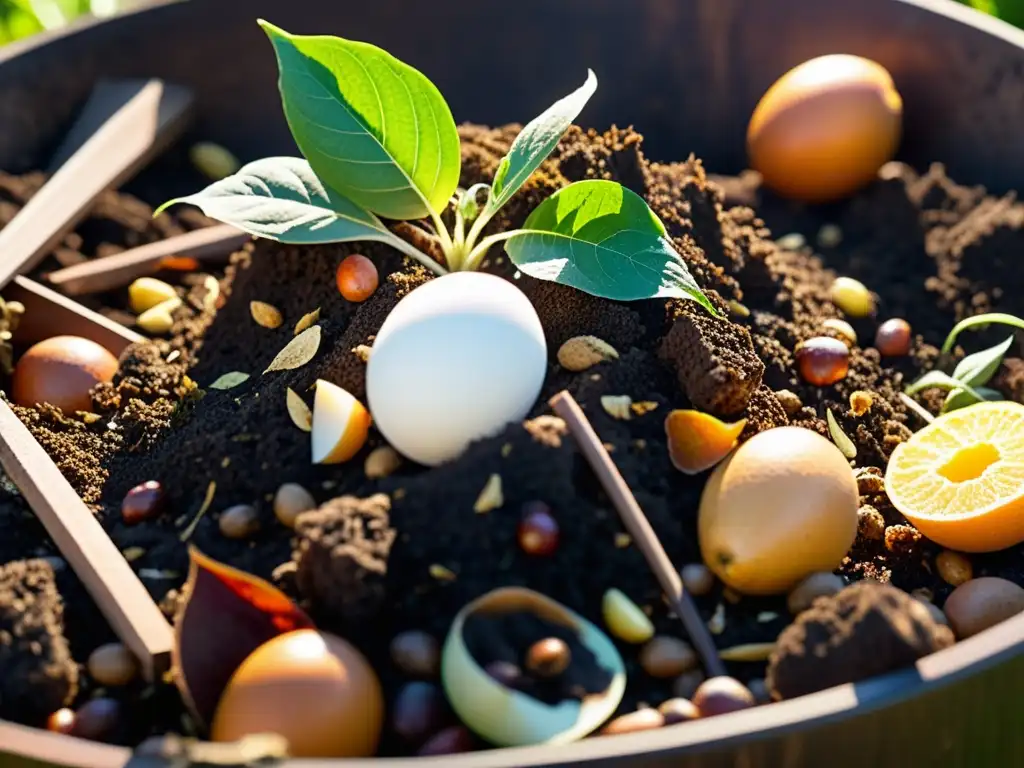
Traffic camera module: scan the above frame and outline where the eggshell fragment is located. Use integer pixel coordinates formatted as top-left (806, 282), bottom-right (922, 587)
top-left (311, 380), bottom-right (371, 464)
top-left (211, 629), bottom-right (383, 757)
top-left (747, 54), bottom-right (902, 202)
top-left (12, 335), bottom-right (119, 414)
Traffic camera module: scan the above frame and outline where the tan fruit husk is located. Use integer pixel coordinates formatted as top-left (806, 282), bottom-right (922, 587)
top-left (442, 587), bottom-right (625, 747)
top-left (249, 301), bottom-right (283, 329)
top-left (557, 336), bottom-right (619, 372)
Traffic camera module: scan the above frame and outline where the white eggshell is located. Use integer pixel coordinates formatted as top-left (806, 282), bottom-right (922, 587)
top-left (366, 272), bottom-right (547, 466)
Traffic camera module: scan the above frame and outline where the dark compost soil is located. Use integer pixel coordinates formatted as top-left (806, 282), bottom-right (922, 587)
top-left (2, 122), bottom-right (1024, 753)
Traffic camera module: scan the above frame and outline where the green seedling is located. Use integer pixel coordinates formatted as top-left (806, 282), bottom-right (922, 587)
top-left (158, 20), bottom-right (714, 312)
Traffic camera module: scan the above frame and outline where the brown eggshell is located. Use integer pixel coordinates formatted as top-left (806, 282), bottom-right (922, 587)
top-left (12, 335), bottom-right (118, 414)
top-left (210, 629), bottom-right (383, 758)
top-left (747, 54), bottom-right (902, 203)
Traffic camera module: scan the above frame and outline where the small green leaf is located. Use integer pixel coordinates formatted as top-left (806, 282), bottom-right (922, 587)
top-left (259, 20), bottom-right (460, 220)
top-left (156, 157), bottom-right (396, 245)
top-left (826, 409), bottom-right (856, 459)
top-left (487, 70), bottom-right (597, 214)
top-left (943, 386), bottom-right (1003, 414)
top-left (941, 312), bottom-right (1024, 355)
top-left (905, 369), bottom-right (986, 402)
top-left (952, 335), bottom-right (1014, 387)
top-left (504, 180), bottom-right (715, 311)
top-left (209, 372), bottom-right (250, 390)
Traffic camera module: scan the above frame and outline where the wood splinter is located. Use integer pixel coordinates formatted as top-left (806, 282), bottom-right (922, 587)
top-left (549, 390), bottom-right (726, 679)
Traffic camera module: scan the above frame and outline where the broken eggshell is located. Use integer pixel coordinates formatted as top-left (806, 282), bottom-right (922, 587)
top-left (441, 587), bottom-right (625, 747)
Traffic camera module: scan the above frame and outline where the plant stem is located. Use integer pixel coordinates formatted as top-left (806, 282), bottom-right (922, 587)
top-left (382, 234), bottom-right (448, 276)
top-left (463, 206), bottom-right (495, 254)
top-left (941, 313), bottom-right (1024, 355)
top-left (461, 229), bottom-right (520, 272)
top-left (453, 205), bottom-right (466, 248)
top-left (427, 206), bottom-right (455, 255)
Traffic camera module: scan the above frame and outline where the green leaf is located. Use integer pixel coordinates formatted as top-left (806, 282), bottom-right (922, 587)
top-left (504, 180), bottom-right (715, 311)
top-left (943, 386), bottom-right (1003, 414)
top-left (209, 372), bottom-right (250, 390)
top-left (156, 157), bottom-right (396, 245)
top-left (487, 70), bottom-right (597, 214)
top-left (826, 409), bottom-right (856, 459)
top-left (941, 312), bottom-right (1024, 355)
top-left (952, 335), bottom-right (1014, 388)
top-left (905, 369), bottom-right (985, 403)
top-left (258, 20), bottom-right (460, 221)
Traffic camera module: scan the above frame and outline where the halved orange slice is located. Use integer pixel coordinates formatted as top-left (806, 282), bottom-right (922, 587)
top-left (885, 401), bottom-right (1024, 553)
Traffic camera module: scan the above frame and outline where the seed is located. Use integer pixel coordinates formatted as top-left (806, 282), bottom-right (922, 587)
top-left (787, 572), bottom-right (845, 615)
top-left (273, 483), bottom-right (315, 529)
top-left (875, 318), bottom-right (912, 357)
top-left (392, 682), bottom-right (447, 743)
top-left (680, 563), bottom-right (715, 596)
top-left (390, 630), bottom-right (440, 678)
top-left (692, 676), bottom-right (755, 718)
top-left (936, 550), bottom-right (973, 586)
top-left (830, 276), bottom-right (873, 318)
top-left (556, 335), bottom-right (619, 372)
top-left (483, 660), bottom-right (524, 688)
top-left (774, 389), bottom-right (803, 416)
top-left (639, 636), bottom-right (698, 678)
top-left (365, 445), bottom-right (402, 479)
top-left (672, 670), bottom-right (706, 700)
top-left (518, 502), bottom-right (559, 556)
top-left (47, 708), bottom-right (76, 734)
top-left (600, 708), bottom-right (665, 735)
top-left (189, 141), bottom-right (240, 180)
top-left (218, 504), bottom-right (260, 539)
top-left (128, 277), bottom-right (177, 314)
top-left (602, 588), bottom-right (655, 643)
top-left (87, 642), bottom-right (138, 687)
top-left (856, 505), bottom-right (886, 541)
top-left (71, 698), bottom-right (121, 742)
top-left (525, 637), bottom-right (571, 678)
top-left (795, 336), bottom-right (850, 386)
top-left (417, 725), bottom-right (474, 756)
top-left (473, 474), bottom-right (503, 513)
top-left (657, 697), bottom-right (700, 724)
top-left (122, 481), bottom-right (165, 525)
top-left (136, 297), bottom-right (181, 335)
top-left (336, 254), bottom-right (378, 302)
top-left (822, 318), bottom-right (857, 346)
top-left (747, 678), bottom-right (772, 705)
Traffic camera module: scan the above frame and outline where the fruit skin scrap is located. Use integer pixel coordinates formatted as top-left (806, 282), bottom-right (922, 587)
top-left (665, 410), bottom-right (747, 475)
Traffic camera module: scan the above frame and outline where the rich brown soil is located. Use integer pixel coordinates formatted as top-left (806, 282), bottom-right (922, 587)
top-left (1, 123), bottom-right (1024, 753)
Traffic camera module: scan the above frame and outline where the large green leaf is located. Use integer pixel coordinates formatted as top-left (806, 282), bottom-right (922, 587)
top-left (487, 70), bottom-right (597, 214)
top-left (504, 180), bottom-right (715, 311)
top-left (156, 157), bottom-right (395, 245)
top-left (259, 20), bottom-right (460, 221)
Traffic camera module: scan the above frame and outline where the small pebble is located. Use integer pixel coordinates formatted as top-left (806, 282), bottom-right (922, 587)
top-left (273, 483), bottom-right (316, 529)
top-left (525, 637), bottom-right (571, 678)
top-left (856, 505), bottom-right (886, 541)
top-left (600, 708), bottom-right (665, 735)
top-left (680, 563), bottom-right (715, 597)
top-left (795, 336), bottom-right (850, 387)
top-left (639, 636), bottom-right (698, 678)
top-left (829, 276), bottom-right (873, 318)
top-left (787, 572), bottom-right (845, 615)
top-left (219, 504), bottom-right (260, 539)
top-left (483, 660), bottom-right (523, 688)
top-left (822, 318), bottom-right (857, 346)
top-left (417, 725), bottom-right (474, 756)
top-left (47, 708), bottom-right (76, 734)
top-left (87, 643), bottom-right (138, 687)
top-left (365, 446), bottom-right (402, 479)
top-left (517, 502), bottom-right (559, 556)
top-left (943, 577), bottom-right (1024, 639)
top-left (121, 481), bottom-right (165, 525)
top-left (936, 550), bottom-right (973, 587)
top-left (692, 676), bottom-right (756, 718)
top-left (657, 698), bottom-right (700, 724)
top-left (71, 698), bottom-right (122, 742)
top-left (672, 669), bottom-right (706, 700)
top-left (390, 630), bottom-right (441, 678)
top-left (392, 682), bottom-right (447, 744)
top-left (875, 318), bottom-right (912, 356)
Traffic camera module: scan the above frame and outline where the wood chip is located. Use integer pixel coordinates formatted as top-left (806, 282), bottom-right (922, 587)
top-left (264, 325), bottom-right (321, 373)
top-left (250, 301), bottom-right (283, 329)
top-left (473, 474), bottom-right (503, 513)
top-left (286, 388), bottom-right (312, 432)
top-left (630, 400), bottom-right (659, 416)
top-left (294, 308), bottom-right (320, 335)
top-left (352, 344), bottom-right (372, 363)
top-left (209, 372), bottom-right (249, 390)
top-left (201, 276), bottom-right (220, 312)
top-left (179, 481), bottom-right (216, 542)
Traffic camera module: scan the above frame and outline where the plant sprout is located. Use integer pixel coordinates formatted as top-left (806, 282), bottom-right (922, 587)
top-left (157, 20), bottom-right (714, 313)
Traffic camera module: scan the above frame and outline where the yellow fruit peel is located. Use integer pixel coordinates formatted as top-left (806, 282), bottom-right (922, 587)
top-left (665, 410), bottom-right (746, 475)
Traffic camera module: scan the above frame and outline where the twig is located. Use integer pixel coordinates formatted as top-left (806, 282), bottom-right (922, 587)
top-left (549, 390), bottom-right (726, 678)
top-left (899, 392), bottom-right (936, 425)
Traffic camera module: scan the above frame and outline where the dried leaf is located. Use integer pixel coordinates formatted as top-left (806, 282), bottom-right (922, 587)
top-left (209, 372), bottom-right (250, 390)
top-left (294, 308), bottom-right (321, 335)
top-left (180, 481), bottom-right (217, 542)
top-left (665, 410), bottom-right (746, 475)
top-left (473, 474), bottom-right (503, 513)
top-left (286, 388), bottom-right (312, 432)
top-left (172, 547), bottom-right (314, 728)
top-left (718, 642), bottom-right (776, 662)
top-left (826, 409), bottom-right (857, 459)
top-left (630, 400), bottom-right (659, 416)
top-left (249, 301), bottom-right (283, 329)
top-left (264, 325), bottom-right (321, 373)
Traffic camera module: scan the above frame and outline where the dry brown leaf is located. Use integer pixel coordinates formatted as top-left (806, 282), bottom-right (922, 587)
top-left (294, 308), bottom-right (321, 335)
top-left (250, 301), bottom-right (283, 329)
top-left (286, 388), bottom-right (312, 432)
top-left (264, 326), bottom-right (321, 374)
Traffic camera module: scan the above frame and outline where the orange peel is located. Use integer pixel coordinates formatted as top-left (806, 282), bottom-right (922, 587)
top-left (665, 409), bottom-right (746, 475)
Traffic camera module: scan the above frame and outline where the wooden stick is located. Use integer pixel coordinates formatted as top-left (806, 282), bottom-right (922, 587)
top-left (899, 392), bottom-right (936, 426)
top-left (46, 224), bottom-right (249, 296)
top-left (549, 390), bottom-right (726, 679)
top-left (0, 398), bottom-right (173, 681)
top-left (5, 276), bottom-right (142, 353)
top-left (0, 79), bottom-right (193, 291)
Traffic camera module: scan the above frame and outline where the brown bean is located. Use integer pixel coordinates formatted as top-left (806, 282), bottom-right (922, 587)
top-left (639, 636), bottom-right (698, 678)
top-left (600, 708), bottom-right (665, 735)
top-left (943, 577), bottom-right (1024, 639)
top-left (657, 698), bottom-right (700, 724)
top-left (525, 637), bottom-right (570, 678)
top-left (273, 483), bottom-right (316, 528)
top-left (390, 630), bottom-right (440, 678)
top-left (392, 682), bottom-right (446, 743)
top-left (121, 481), bottom-right (164, 525)
top-left (219, 504), bottom-right (260, 539)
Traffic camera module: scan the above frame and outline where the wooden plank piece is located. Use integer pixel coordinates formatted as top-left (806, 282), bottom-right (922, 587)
top-left (5, 275), bottom-right (142, 355)
top-left (46, 224), bottom-right (249, 296)
top-left (0, 398), bottom-right (173, 680)
top-left (0, 79), bottom-right (194, 291)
